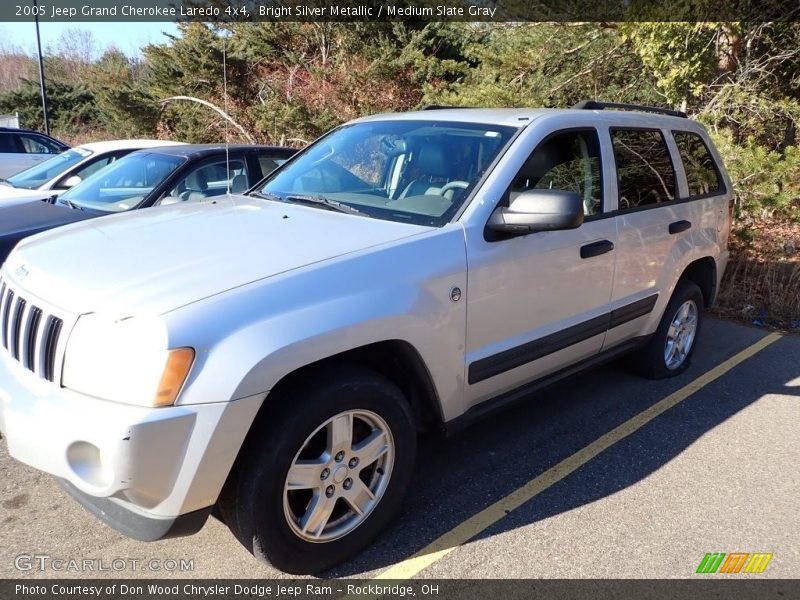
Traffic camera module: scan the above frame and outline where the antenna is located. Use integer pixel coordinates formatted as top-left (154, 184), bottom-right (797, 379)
top-left (223, 32), bottom-right (230, 193)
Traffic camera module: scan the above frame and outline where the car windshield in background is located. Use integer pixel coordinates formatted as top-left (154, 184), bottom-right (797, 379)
top-left (5, 148), bottom-right (91, 190)
top-left (62, 152), bottom-right (184, 212)
top-left (254, 120), bottom-right (517, 226)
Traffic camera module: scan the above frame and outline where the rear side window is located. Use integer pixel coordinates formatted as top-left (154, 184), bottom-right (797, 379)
top-left (673, 131), bottom-right (723, 198)
top-left (611, 129), bottom-right (676, 210)
top-left (0, 133), bottom-right (21, 153)
top-left (258, 155), bottom-right (288, 179)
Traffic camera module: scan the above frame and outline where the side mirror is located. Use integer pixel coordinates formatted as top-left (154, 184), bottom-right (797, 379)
top-left (487, 189), bottom-right (584, 236)
top-left (63, 175), bottom-right (82, 188)
top-left (159, 196), bottom-right (183, 206)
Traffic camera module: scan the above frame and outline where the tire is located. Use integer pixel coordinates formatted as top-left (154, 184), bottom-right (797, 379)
top-left (628, 280), bottom-right (704, 379)
top-left (221, 365), bottom-right (416, 574)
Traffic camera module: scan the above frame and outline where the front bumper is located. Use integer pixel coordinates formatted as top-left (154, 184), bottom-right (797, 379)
top-left (0, 351), bottom-right (262, 540)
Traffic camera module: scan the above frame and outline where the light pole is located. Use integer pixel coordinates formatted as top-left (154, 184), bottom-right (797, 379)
top-left (33, 0), bottom-right (50, 135)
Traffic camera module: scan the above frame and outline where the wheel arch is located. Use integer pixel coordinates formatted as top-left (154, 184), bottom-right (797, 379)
top-left (248, 340), bottom-right (444, 438)
top-left (680, 256), bottom-right (717, 308)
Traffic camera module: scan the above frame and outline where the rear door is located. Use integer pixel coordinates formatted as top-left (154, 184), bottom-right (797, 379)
top-left (604, 127), bottom-right (699, 348)
top-left (0, 133), bottom-right (30, 177)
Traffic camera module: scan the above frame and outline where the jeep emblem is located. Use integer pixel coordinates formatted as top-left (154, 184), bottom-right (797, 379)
top-left (15, 264), bottom-right (29, 279)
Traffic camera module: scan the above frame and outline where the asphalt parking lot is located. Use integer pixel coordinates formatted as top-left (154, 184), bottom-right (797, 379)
top-left (1, 317), bottom-right (798, 580)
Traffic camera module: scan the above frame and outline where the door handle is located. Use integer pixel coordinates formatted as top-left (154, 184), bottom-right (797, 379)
top-left (669, 220), bottom-right (692, 234)
top-left (580, 240), bottom-right (615, 259)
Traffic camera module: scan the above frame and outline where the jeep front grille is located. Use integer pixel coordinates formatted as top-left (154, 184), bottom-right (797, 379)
top-left (0, 278), bottom-right (64, 382)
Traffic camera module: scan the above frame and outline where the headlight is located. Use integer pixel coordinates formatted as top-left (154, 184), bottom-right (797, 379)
top-left (62, 314), bottom-right (194, 407)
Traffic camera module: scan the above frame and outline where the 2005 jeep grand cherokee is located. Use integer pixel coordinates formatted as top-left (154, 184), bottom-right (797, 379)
top-left (0, 102), bottom-right (731, 573)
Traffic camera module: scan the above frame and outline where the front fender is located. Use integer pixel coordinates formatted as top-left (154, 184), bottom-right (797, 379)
top-left (167, 226), bottom-right (469, 422)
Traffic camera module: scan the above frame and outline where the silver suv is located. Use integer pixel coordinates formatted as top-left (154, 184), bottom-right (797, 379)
top-left (0, 102), bottom-right (731, 573)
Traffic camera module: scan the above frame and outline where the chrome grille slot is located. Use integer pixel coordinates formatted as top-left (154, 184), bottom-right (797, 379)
top-left (43, 317), bottom-right (63, 382)
top-left (1, 287), bottom-right (13, 350)
top-left (10, 298), bottom-right (26, 360)
top-left (0, 276), bottom-right (65, 383)
top-left (25, 307), bottom-right (42, 370)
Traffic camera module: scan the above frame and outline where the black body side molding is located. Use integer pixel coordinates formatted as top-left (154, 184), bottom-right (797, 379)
top-left (468, 294), bottom-right (658, 384)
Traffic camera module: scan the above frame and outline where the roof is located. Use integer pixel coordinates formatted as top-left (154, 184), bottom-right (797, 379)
top-left (140, 143), bottom-right (296, 158)
top-left (353, 107), bottom-right (700, 130)
top-left (0, 127), bottom-right (68, 146)
top-left (74, 139), bottom-right (186, 153)
top-left (353, 108), bottom-right (552, 128)
top-left (0, 126), bottom-right (53, 135)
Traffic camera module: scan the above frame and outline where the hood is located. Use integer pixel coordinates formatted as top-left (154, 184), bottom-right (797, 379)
top-left (0, 200), bottom-right (96, 264)
top-left (0, 187), bottom-right (56, 204)
top-left (5, 195), bottom-right (430, 316)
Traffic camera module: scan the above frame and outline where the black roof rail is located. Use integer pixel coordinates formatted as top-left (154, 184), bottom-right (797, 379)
top-left (572, 100), bottom-right (687, 119)
top-left (420, 105), bottom-right (469, 111)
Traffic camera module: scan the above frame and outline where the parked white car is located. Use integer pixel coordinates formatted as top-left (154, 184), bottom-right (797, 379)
top-left (0, 102), bottom-right (732, 574)
top-left (0, 127), bottom-right (69, 178)
top-left (0, 140), bottom-right (186, 207)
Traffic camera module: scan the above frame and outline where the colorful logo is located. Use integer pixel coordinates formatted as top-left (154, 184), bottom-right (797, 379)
top-left (696, 552), bottom-right (773, 574)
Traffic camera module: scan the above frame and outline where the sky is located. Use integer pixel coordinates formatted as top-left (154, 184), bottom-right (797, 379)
top-left (0, 21), bottom-right (179, 57)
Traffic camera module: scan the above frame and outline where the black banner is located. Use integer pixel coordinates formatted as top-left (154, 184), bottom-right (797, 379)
top-left (2, 0), bottom-right (800, 22)
top-left (2, 579), bottom-right (800, 600)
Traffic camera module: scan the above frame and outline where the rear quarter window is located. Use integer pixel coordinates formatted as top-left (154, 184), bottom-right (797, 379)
top-left (673, 131), bottom-right (724, 198)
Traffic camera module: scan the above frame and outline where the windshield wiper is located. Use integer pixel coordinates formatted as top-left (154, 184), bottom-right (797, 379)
top-left (285, 194), bottom-right (363, 216)
top-left (249, 191), bottom-right (283, 202)
top-left (0, 178), bottom-right (12, 187)
top-left (59, 198), bottom-right (84, 211)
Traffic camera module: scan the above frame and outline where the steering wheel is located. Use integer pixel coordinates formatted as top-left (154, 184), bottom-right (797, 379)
top-left (439, 181), bottom-right (469, 196)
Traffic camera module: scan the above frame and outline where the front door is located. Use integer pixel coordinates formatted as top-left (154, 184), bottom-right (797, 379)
top-left (464, 127), bottom-right (617, 410)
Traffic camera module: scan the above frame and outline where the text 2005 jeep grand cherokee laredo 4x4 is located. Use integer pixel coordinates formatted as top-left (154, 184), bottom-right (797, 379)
top-left (0, 101), bottom-right (730, 573)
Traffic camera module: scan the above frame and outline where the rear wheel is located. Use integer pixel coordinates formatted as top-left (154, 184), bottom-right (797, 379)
top-left (221, 366), bottom-right (416, 574)
top-left (628, 280), bottom-right (704, 379)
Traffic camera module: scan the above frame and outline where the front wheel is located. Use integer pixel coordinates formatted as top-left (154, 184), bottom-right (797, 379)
top-left (628, 280), bottom-right (704, 379)
top-left (222, 366), bottom-right (416, 574)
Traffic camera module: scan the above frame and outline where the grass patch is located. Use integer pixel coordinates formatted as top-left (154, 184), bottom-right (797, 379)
top-left (713, 219), bottom-right (800, 331)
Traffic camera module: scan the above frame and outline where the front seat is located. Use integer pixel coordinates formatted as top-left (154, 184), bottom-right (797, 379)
top-left (181, 170), bottom-right (208, 202)
top-left (230, 173), bottom-right (248, 193)
top-left (398, 146), bottom-right (449, 199)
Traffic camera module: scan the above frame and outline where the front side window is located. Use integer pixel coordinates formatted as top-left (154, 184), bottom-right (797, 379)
top-left (19, 134), bottom-right (61, 154)
top-left (612, 129), bottom-right (676, 210)
top-left (62, 152), bottom-right (184, 212)
top-left (6, 148), bottom-right (91, 189)
top-left (509, 129), bottom-right (603, 216)
top-left (254, 120), bottom-right (517, 226)
top-left (673, 131), bottom-right (723, 198)
top-left (166, 158), bottom-right (248, 201)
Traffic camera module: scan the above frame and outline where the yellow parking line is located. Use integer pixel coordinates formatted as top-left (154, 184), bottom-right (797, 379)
top-left (373, 331), bottom-right (782, 581)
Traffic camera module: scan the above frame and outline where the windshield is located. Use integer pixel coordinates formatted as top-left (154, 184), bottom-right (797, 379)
top-left (254, 120), bottom-right (517, 226)
top-left (6, 148), bottom-right (91, 189)
top-left (62, 152), bottom-right (184, 212)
